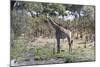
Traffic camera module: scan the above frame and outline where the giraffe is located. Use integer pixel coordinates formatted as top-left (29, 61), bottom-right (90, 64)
top-left (47, 16), bottom-right (73, 53)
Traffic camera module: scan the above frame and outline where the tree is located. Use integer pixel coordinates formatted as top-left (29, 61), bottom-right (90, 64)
top-left (25, 2), bottom-right (43, 12)
top-left (11, 1), bottom-right (16, 10)
top-left (50, 4), bottom-right (66, 15)
top-left (81, 6), bottom-right (95, 21)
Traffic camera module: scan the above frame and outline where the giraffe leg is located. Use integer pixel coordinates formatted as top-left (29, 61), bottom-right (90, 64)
top-left (68, 40), bottom-right (73, 53)
top-left (67, 39), bottom-right (71, 53)
top-left (69, 44), bottom-right (71, 53)
top-left (70, 40), bottom-right (73, 53)
top-left (70, 45), bottom-right (72, 53)
top-left (56, 38), bottom-right (60, 53)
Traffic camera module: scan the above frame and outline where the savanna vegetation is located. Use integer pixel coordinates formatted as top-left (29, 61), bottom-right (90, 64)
top-left (10, 0), bottom-right (95, 66)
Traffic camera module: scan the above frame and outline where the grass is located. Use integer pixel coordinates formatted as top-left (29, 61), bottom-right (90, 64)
top-left (33, 47), bottom-right (54, 60)
top-left (11, 37), bottom-right (95, 64)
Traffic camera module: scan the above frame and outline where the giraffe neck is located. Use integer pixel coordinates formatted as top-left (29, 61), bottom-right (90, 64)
top-left (48, 17), bottom-right (70, 33)
top-left (48, 17), bottom-right (60, 29)
top-left (48, 16), bottom-right (72, 39)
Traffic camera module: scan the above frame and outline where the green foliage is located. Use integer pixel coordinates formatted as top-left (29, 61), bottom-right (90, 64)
top-left (11, 9), bottom-right (27, 37)
top-left (24, 2), bottom-right (43, 13)
top-left (64, 54), bottom-right (76, 63)
top-left (49, 4), bottom-right (66, 15)
top-left (70, 5), bottom-right (83, 13)
top-left (11, 34), bottom-right (28, 60)
top-left (33, 47), bottom-right (54, 60)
